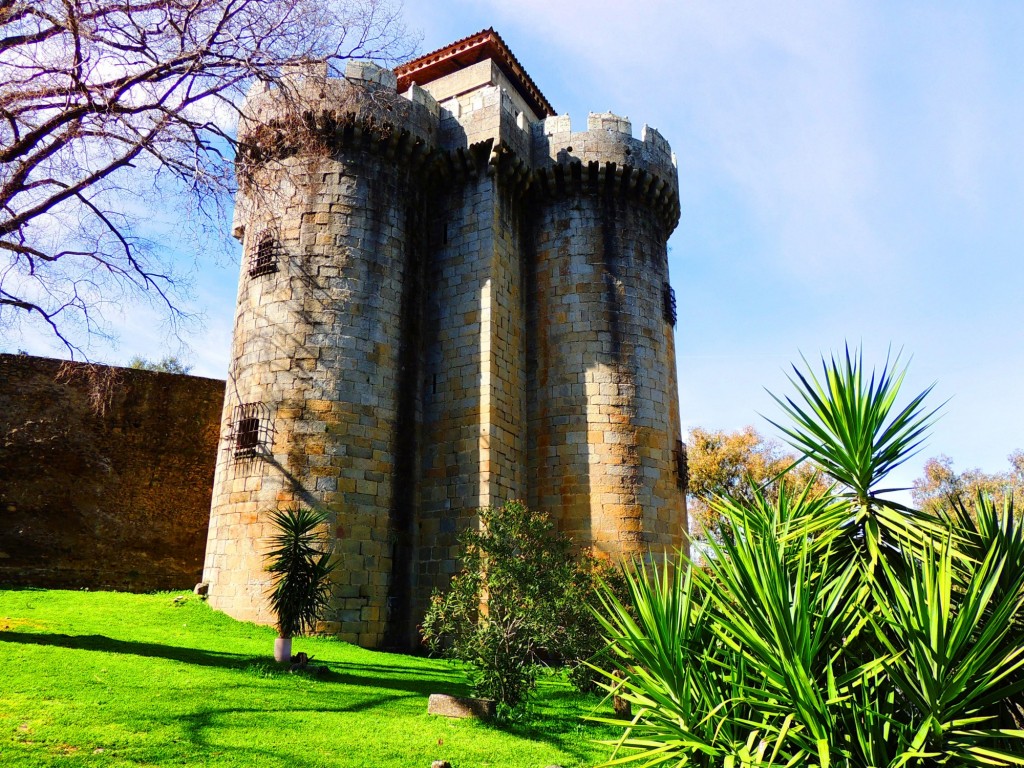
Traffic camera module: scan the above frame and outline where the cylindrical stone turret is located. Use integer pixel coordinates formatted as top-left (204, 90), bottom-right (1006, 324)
top-left (202, 63), bottom-right (437, 648)
top-left (528, 113), bottom-right (685, 557)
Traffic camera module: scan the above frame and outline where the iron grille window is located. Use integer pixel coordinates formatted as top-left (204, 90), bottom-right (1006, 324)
top-left (248, 233), bottom-right (280, 277)
top-left (231, 402), bottom-right (271, 459)
top-left (675, 439), bottom-right (688, 492)
top-left (662, 282), bottom-right (678, 327)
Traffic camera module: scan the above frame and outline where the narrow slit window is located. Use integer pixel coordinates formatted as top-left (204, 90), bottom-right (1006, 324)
top-left (662, 282), bottom-right (677, 327)
top-left (674, 439), bottom-right (688, 492)
top-left (249, 232), bottom-right (280, 277)
top-left (428, 218), bottom-right (447, 248)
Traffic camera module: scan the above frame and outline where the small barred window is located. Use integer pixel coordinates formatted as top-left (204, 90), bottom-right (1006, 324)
top-left (674, 439), bottom-right (688, 492)
top-left (249, 232), bottom-right (280, 278)
top-left (231, 403), bottom-right (271, 460)
top-left (235, 417), bottom-right (260, 455)
top-left (662, 282), bottom-right (678, 327)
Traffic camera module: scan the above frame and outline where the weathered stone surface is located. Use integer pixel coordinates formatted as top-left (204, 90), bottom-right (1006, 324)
top-left (0, 355), bottom-right (223, 591)
top-left (427, 693), bottom-right (496, 720)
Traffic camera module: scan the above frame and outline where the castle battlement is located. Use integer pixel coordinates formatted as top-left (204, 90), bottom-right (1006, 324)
top-left (236, 50), bottom-right (679, 234)
top-left (205, 29), bottom-right (687, 650)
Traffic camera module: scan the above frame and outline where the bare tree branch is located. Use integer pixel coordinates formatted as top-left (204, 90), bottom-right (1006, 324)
top-left (0, 0), bottom-right (417, 354)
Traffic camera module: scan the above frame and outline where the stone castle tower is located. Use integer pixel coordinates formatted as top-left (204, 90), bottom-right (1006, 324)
top-left (203, 29), bottom-right (686, 649)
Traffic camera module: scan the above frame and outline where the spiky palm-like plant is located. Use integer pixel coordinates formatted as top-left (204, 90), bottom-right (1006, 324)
top-left (766, 346), bottom-right (944, 566)
top-left (265, 506), bottom-right (337, 653)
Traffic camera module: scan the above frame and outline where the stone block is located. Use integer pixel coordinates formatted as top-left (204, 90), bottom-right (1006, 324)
top-left (427, 694), bottom-right (495, 720)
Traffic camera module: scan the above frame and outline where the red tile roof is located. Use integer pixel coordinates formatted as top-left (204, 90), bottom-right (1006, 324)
top-left (395, 28), bottom-right (556, 118)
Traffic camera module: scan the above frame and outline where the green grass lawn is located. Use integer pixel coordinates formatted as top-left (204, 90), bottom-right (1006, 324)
top-left (0, 589), bottom-right (620, 767)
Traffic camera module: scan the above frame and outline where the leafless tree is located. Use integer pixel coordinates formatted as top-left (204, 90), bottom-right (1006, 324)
top-left (0, 0), bottom-right (415, 353)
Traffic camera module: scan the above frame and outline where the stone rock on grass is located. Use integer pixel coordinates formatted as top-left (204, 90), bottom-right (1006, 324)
top-left (427, 693), bottom-right (495, 720)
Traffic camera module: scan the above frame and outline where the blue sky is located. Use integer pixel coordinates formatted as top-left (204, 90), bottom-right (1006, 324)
top-left (8, 1), bottom-right (1024, 494)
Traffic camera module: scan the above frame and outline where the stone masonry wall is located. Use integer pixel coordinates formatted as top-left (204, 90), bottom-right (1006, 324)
top-left (412, 87), bottom-right (531, 627)
top-left (414, 171), bottom-right (528, 626)
top-left (527, 113), bottom-right (685, 557)
top-left (0, 354), bottom-right (223, 590)
top-left (417, 175), bottom-right (491, 607)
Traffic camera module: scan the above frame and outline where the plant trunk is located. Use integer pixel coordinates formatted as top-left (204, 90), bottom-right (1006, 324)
top-left (274, 636), bottom-right (292, 663)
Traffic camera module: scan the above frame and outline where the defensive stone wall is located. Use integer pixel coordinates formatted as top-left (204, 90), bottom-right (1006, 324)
top-left (0, 354), bottom-right (223, 591)
top-left (527, 113), bottom-right (682, 552)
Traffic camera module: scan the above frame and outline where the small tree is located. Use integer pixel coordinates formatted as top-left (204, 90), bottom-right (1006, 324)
top-left (687, 425), bottom-right (828, 541)
top-left (421, 500), bottom-right (612, 716)
top-left (265, 506), bottom-right (337, 662)
top-left (128, 356), bottom-right (193, 375)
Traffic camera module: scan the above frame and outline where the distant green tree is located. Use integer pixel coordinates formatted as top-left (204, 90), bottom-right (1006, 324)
top-left (128, 356), bottom-right (193, 375)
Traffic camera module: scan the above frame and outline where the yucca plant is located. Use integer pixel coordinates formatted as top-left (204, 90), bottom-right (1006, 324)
top-left (766, 346), bottom-right (944, 568)
top-left (265, 505), bottom-right (337, 662)
top-left (591, 554), bottom-right (773, 766)
top-left (947, 493), bottom-right (1024, 606)
top-left (867, 535), bottom-right (1024, 765)
top-left (944, 493), bottom-right (1024, 734)
top-left (592, 485), bottom-right (865, 767)
top-left (591, 347), bottom-right (1024, 767)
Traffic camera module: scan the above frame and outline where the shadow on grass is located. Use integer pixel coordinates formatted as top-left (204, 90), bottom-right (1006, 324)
top-left (0, 630), bottom-right (471, 697)
top-left (167, 700), bottom-right (441, 768)
top-left (499, 688), bottom-right (617, 765)
top-left (171, 697), bottom-right (609, 766)
top-left (0, 630), bottom-right (252, 667)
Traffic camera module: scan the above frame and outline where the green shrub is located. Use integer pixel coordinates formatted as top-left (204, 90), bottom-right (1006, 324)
top-left (421, 500), bottom-right (615, 716)
top-left (592, 347), bottom-right (1024, 767)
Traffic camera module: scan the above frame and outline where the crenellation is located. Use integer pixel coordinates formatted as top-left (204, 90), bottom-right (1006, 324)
top-left (588, 111), bottom-right (632, 136)
top-left (344, 59), bottom-right (397, 89)
top-left (401, 83), bottom-right (440, 119)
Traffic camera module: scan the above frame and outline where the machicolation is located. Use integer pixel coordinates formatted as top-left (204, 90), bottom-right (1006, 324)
top-left (204, 28), bottom-right (687, 650)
